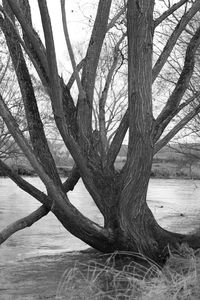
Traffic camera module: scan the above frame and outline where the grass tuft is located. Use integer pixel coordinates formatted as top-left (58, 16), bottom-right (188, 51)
top-left (56, 245), bottom-right (200, 299)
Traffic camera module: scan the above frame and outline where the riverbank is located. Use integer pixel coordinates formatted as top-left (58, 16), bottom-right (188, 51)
top-left (0, 164), bottom-right (72, 177)
top-left (2, 145), bottom-right (200, 180)
top-left (1, 246), bottom-right (200, 300)
top-left (1, 163), bottom-right (200, 179)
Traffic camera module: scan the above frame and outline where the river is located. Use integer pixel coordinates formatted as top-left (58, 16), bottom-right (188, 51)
top-left (0, 177), bottom-right (200, 263)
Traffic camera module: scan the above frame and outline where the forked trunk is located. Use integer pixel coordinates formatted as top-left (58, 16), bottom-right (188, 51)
top-left (91, 169), bottom-right (183, 264)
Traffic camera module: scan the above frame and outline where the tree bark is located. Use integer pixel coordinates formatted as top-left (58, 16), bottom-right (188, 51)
top-left (102, 0), bottom-right (181, 263)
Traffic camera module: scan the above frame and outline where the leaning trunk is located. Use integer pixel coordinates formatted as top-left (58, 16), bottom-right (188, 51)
top-left (116, 0), bottom-right (157, 255)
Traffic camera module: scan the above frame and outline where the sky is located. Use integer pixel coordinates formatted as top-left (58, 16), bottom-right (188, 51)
top-left (30, 1), bottom-right (95, 65)
top-left (0, 0), bottom-right (181, 65)
top-left (29, 1), bottom-right (171, 76)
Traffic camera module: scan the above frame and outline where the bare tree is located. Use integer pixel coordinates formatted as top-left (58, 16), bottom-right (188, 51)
top-left (1, 0), bottom-right (200, 264)
top-left (0, 46), bottom-right (24, 160)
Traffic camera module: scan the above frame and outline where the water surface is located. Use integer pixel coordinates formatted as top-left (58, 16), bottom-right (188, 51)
top-left (0, 177), bottom-right (200, 262)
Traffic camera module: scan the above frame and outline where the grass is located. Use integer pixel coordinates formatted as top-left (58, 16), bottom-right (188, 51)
top-left (56, 245), bottom-right (200, 300)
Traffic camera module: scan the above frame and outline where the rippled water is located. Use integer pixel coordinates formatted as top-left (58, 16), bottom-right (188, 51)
top-left (0, 177), bottom-right (200, 263)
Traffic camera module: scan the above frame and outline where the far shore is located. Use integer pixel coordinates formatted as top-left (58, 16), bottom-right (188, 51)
top-left (0, 171), bottom-right (199, 180)
top-left (1, 160), bottom-right (200, 180)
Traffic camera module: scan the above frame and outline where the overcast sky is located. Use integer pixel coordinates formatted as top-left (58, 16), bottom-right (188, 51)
top-left (30, 1), bottom-right (95, 63)
top-left (29, 1), bottom-right (170, 65)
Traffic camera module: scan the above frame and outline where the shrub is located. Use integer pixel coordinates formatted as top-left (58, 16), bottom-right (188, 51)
top-left (56, 246), bottom-right (200, 300)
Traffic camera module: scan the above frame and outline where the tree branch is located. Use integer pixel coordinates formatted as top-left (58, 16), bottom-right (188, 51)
top-left (107, 4), bottom-right (126, 31)
top-left (18, 0), bottom-right (49, 86)
top-left (1, 2), bottom-right (62, 186)
top-left (1, 1), bottom-right (77, 141)
top-left (60, 79), bottom-right (78, 137)
top-left (99, 35), bottom-right (125, 162)
top-left (0, 5), bottom-right (48, 87)
top-left (0, 89), bottom-right (112, 248)
top-left (0, 205), bottom-right (49, 245)
top-left (0, 157), bottom-right (113, 251)
top-left (0, 51), bottom-right (10, 83)
top-left (66, 58), bottom-right (85, 90)
top-left (154, 25), bottom-right (200, 141)
top-left (0, 158), bottom-right (114, 250)
top-left (152, 0), bottom-right (200, 82)
top-left (154, 92), bottom-right (200, 143)
top-left (62, 166), bottom-right (80, 192)
top-left (31, 2), bottom-right (105, 214)
top-left (38, 0), bottom-right (62, 117)
top-left (0, 159), bottom-right (51, 207)
top-left (154, 0), bottom-right (188, 28)
top-left (107, 109), bottom-right (129, 168)
top-left (60, 0), bottom-right (85, 99)
top-left (77, 0), bottom-right (112, 140)
top-left (37, 1), bottom-right (87, 175)
top-left (154, 104), bottom-right (200, 154)
top-left (6, 0), bottom-right (48, 77)
top-left (0, 93), bottom-right (55, 188)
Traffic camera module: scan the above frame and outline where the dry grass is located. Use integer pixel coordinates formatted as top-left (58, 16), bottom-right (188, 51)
top-left (55, 245), bottom-right (200, 300)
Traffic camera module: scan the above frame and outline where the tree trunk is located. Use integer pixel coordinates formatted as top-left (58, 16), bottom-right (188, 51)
top-left (114, 184), bottom-right (183, 263)
top-left (70, 0), bottom-right (200, 263)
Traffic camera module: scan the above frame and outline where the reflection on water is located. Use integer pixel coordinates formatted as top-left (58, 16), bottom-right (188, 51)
top-left (0, 177), bottom-right (200, 262)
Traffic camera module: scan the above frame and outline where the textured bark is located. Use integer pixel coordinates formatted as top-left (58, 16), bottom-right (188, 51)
top-left (38, 0), bottom-right (63, 118)
top-left (154, 25), bottom-right (200, 142)
top-left (18, 0), bottom-right (49, 86)
top-left (6, 0), bottom-right (48, 78)
top-left (0, 205), bottom-right (49, 245)
top-left (102, 0), bottom-right (191, 262)
top-left (107, 109), bottom-right (129, 169)
top-left (104, 0), bottom-right (155, 258)
top-left (77, 0), bottom-right (112, 150)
